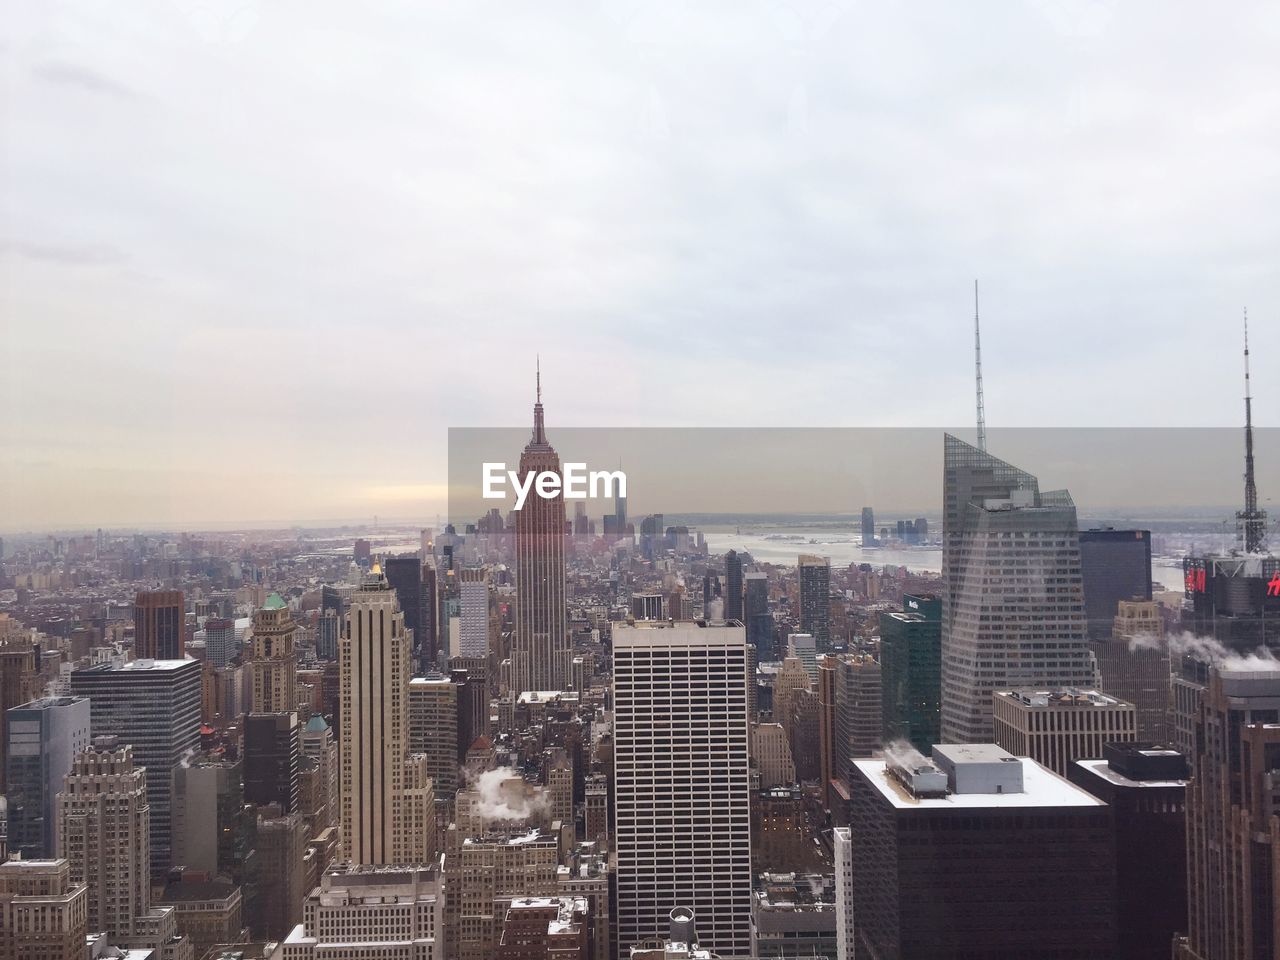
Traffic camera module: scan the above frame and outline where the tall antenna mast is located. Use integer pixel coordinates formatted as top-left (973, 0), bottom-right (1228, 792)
top-left (1237, 309), bottom-right (1267, 552)
top-left (974, 280), bottom-right (987, 451)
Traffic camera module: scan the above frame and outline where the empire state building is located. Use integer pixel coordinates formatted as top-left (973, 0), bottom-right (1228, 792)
top-left (512, 370), bottom-right (570, 694)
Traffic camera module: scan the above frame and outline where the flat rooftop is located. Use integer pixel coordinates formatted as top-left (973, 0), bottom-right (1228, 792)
top-left (1074, 757), bottom-right (1189, 789)
top-left (855, 757), bottom-right (1106, 810)
top-left (996, 688), bottom-right (1128, 708)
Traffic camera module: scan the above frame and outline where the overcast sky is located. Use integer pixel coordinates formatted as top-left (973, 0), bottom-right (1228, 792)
top-left (2, 1), bottom-right (1279, 530)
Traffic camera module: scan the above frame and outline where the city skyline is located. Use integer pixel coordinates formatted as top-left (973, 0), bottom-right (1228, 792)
top-left (4, 3), bottom-right (1280, 528)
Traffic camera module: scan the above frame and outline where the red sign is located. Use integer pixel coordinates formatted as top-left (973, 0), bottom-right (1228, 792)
top-left (1268, 572), bottom-right (1280, 598)
top-left (1185, 567), bottom-right (1207, 593)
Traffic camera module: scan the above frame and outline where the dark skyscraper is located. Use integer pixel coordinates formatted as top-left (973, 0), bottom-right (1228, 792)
top-left (1079, 528), bottom-right (1152, 640)
top-left (879, 594), bottom-right (942, 754)
top-left (744, 571), bottom-right (772, 659)
top-left (724, 550), bottom-right (744, 624)
top-left (512, 370), bottom-right (569, 695)
top-left (861, 507), bottom-right (876, 546)
top-left (133, 589), bottom-right (185, 660)
top-left (419, 563), bottom-right (439, 671)
top-left (243, 712), bottom-right (300, 814)
top-left (384, 556), bottom-right (423, 648)
top-left (798, 555), bottom-right (831, 651)
top-left (940, 435), bottom-right (1097, 743)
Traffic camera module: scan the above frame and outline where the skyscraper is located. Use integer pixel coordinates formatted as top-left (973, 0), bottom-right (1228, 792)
top-left (1176, 663), bottom-right (1280, 960)
top-left (0, 859), bottom-right (88, 960)
top-left (69, 657), bottom-right (202, 877)
top-left (512, 372), bottom-right (570, 695)
top-left (204, 616), bottom-right (237, 669)
top-left (458, 568), bottom-right (490, 657)
top-left (134, 589), bottom-right (185, 660)
top-left (744, 572), bottom-right (772, 659)
top-left (249, 593), bottom-right (297, 714)
top-left (384, 555), bottom-right (423, 647)
top-left (56, 737), bottom-right (150, 939)
top-left (243, 711), bottom-right (300, 812)
top-left (724, 550), bottom-right (744, 624)
top-left (409, 676), bottom-right (459, 798)
top-left (3, 696), bottom-right (91, 860)
top-left (861, 507), bottom-right (876, 547)
top-left (940, 435), bottom-right (1097, 743)
top-left (613, 621), bottom-right (753, 958)
top-left (340, 567), bottom-right (433, 865)
top-left (1078, 528), bottom-right (1152, 640)
top-left (879, 594), bottom-right (942, 754)
top-left (798, 555), bottom-right (831, 651)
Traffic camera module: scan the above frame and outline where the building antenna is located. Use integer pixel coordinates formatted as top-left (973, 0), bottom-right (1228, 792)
top-left (974, 280), bottom-right (987, 452)
top-left (1237, 308), bottom-right (1267, 552)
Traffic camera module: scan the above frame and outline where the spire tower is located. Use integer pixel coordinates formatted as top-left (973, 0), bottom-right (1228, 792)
top-left (974, 280), bottom-right (987, 452)
top-left (1237, 309), bottom-right (1267, 553)
top-left (533, 356), bottom-right (546, 445)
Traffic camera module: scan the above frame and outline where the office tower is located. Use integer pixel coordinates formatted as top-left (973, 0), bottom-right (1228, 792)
top-left (834, 654), bottom-right (882, 784)
top-left (0, 859), bottom-right (88, 960)
top-left (451, 660), bottom-right (490, 761)
top-left (69, 657), bottom-right (201, 877)
top-left (249, 593), bottom-right (298, 714)
top-left (849, 743), bottom-right (1116, 958)
top-left (613, 621), bottom-right (753, 958)
top-left (320, 584), bottom-right (344, 617)
top-left (496, 897), bottom-right (590, 959)
top-left (573, 500), bottom-right (589, 536)
top-left (724, 550), bottom-right (744, 623)
top-left (772, 657), bottom-right (811, 741)
top-left (3, 695), bottom-right (90, 860)
top-left (797, 555), bottom-right (831, 650)
top-left (1069, 743), bottom-right (1189, 960)
top-left (1079, 528), bottom-right (1153, 639)
top-left (512, 373), bottom-right (570, 695)
top-left (300, 713), bottom-right (339, 832)
top-left (0, 640), bottom-right (39, 793)
top-left (993, 689), bottom-right (1137, 776)
top-left (752, 723), bottom-right (796, 788)
top-left (817, 656), bottom-right (838, 808)
top-left (1180, 552), bottom-right (1280, 652)
top-left (546, 749), bottom-right (574, 826)
top-left (1176, 664), bottom-right (1280, 960)
top-left (743, 572), bottom-right (772, 658)
top-left (861, 507), bottom-right (875, 547)
top-left (1092, 599), bottom-right (1171, 742)
top-left (631, 593), bottom-right (665, 621)
top-left (385, 555), bottom-right (424, 645)
top-left (458, 568), bottom-right (490, 657)
top-left (243, 711), bottom-right (300, 812)
top-left (833, 827), bottom-right (854, 960)
top-left (340, 567), bottom-right (428, 865)
top-left (409, 676), bottom-right (459, 797)
top-left (420, 563), bottom-right (439, 670)
top-left (442, 826), bottom-right (561, 960)
top-left (879, 594), bottom-right (942, 753)
top-left (253, 805), bottom-right (308, 940)
top-left (315, 608), bottom-right (340, 661)
top-left (615, 481), bottom-right (628, 537)
top-left (204, 616), bottom-right (237, 668)
top-left (173, 753), bottom-right (250, 879)
top-left (55, 737), bottom-right (150, 939)
top-left (134, 588), bottom-right (185, 660)
top-left (583, 774), bottom-right (609, 846)
top-left (156, 877), bottom-right (243, 958)
top-left (353, 538), bottom-right (372, 566)
top-left (940, 435), bottom-right (1097, 743)
top-left (277, 864), bottom-right (444, 959)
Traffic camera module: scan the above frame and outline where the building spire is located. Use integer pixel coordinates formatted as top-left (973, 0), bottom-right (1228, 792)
top-left (1237, 308), bottom-right (1267, 552)
top-left (532, 357), bottom-right (546, 445)
top-left (974, 279), bottom-right (987, 452)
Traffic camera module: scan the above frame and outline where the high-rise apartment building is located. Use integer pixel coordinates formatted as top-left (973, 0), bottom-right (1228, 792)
top-left (879, 594), bottom-right (942, 754)
top-left (613, 621), bottom-right (753, 958)
top-left (744, 572), bottom-right (772, 659)
top-left (134, 589), bottom-right (186, 660)
top-left (3, 695), bottom-right (90, 860)
top-left (512, 377), bottom-right (570, 694)
top-left (204, 617), bottom-right (237, 669)
top-left (1176, 664), bottom-right (1280, 960)
top-left (797, 556), bottom-right (831, 651)
top-left (69, 657), bottom-right (202, 877)
top-left (56, 737), bottom-right (150, 939)
top-left (273, 864), bottom-right (445, 960)
top-left (249, 593), bottom-right (297, 714)
top-left (848, 743), bottom-right (1116, 958)
top-left (340, 567), bottom-right (433, 865)
top-left (0, 859), bottom-right (88, 960)
top-left (1079, 528), bottom-right (1153, 639)
top-left (940, 435), bottom-right (1098, 743)
top-left (993, 688), bottom-right (1137, 776)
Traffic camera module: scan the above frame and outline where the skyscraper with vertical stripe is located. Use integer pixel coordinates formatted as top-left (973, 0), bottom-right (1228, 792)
top-left (512, 370), bottom-right (570, 694)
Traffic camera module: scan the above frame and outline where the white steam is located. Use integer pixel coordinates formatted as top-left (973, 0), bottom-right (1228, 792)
top-left (1127, 629), bottom-right (1280, 672)
top-left (883, 738), bottom-right (931, 771)
top-left (468, 766), bottom-right (550, 822)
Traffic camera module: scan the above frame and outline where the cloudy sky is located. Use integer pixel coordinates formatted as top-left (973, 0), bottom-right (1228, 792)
top-left (2, 1), bottom-right (1278, 530)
